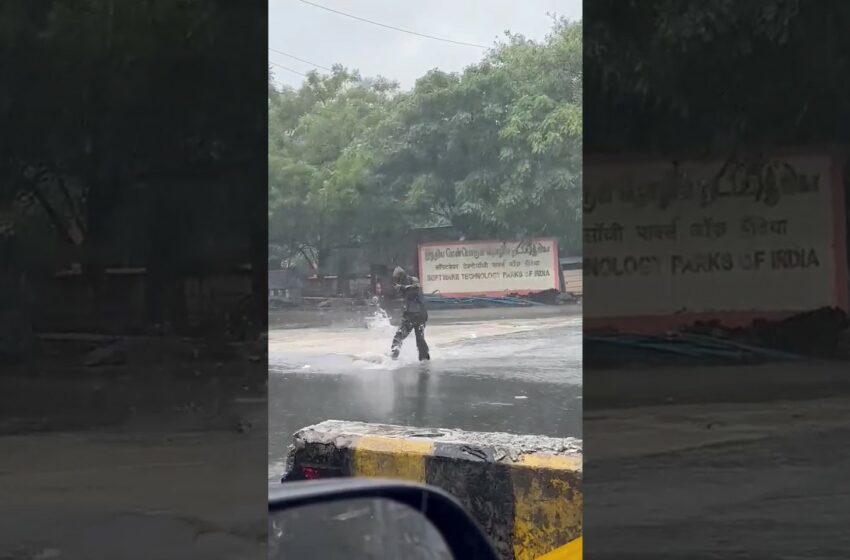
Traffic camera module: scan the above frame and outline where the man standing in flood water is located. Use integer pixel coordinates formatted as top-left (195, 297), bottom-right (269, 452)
top-left (390, 266), bottom-right (430, 361)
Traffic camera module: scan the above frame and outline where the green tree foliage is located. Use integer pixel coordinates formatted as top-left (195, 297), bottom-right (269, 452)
top-left (269, 68), bottom-right (402, 268)
top-left (269, 18), bottom-right (582, 261)
top-left (585, 0), bottom-right (850, 152)
top-left (1, 0), bottom-right (267, 325)
top-left (3, 1), bottom-right (263, 245)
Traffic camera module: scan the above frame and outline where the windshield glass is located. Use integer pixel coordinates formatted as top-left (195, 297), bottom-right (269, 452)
top-left (268, 2), bottom-right (584, 558)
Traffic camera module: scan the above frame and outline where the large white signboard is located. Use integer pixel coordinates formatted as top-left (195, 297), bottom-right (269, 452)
top-left (418, 239), bottom-right (560, 297)
top-left (584, 154), bottom-right (846, 318)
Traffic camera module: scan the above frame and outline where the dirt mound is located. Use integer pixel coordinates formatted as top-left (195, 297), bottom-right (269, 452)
top-left (685, 307), bottom-right (850, 359)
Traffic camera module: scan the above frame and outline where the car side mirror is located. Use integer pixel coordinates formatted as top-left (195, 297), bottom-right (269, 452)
top-left (268, 478), bottom-right (500, 560)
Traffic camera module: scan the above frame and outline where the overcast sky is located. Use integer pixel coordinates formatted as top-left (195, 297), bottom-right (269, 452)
top-left (269, 0), bottom-right (582, 90)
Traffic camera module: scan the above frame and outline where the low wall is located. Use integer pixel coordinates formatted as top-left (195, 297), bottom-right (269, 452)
top-left (281, 420), bottom-right (583, 560)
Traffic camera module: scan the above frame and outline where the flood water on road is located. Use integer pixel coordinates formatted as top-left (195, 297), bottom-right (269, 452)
top-left (268, 308), bottom-right (582, 480)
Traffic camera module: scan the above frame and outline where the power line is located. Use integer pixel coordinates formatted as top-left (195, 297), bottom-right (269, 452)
top-left (297, 0), bottom-right (490, 49)
top-left (268, 47), bottom-right (332, 71)
top-left (269, 60), bottom-right (309, 77)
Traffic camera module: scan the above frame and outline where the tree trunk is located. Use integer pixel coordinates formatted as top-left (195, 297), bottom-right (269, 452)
top-left (0, 238), bottom-right (32, 363)
top-left (145, 185), bottom-right (167, 331)
top-left (251, 228), bottom-right (267, 334)
top-left (145, 242), bottom-right (165, 329)
top-left (84, 175), bottom-right (112, 328)
top-left (316, 247), bottom-right (330, 278)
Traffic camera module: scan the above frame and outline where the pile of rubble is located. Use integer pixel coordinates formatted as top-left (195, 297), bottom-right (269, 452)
top-left (685, 307), bottom-right (850, 360)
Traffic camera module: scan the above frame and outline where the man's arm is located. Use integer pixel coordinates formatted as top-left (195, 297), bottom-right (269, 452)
top-left (395, 276), bottom-right (421, 292)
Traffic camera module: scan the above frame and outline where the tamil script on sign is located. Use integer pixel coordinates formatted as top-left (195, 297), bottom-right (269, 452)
top-left (419, 239), bottom-right (560, 296)
top-left (583, 155), bottom-right (840, 317)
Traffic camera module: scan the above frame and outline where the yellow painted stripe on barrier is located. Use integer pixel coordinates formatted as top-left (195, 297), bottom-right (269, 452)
top-left (350, 436), bottom-right (433, 483)
top-left (516, 453), bottom-right (582, 471)
top-left (511, 454), bottom-right (582, 560)
top-left (537, 537), bottom-right (582, 560)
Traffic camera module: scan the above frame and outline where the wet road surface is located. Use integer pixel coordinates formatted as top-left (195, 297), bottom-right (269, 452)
top-left (0, 355), bottom-right (268, 559)
top-left (0, 429), bottom-right (268, 559)
top-left (584, 362), bottom-right (850, 559)
top-left (268, 308), bottom-right (582, 480)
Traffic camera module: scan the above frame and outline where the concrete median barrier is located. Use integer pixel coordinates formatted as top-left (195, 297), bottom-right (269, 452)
top-left (281, 420), bottom-right (582, 560)
top-left (538, 537), bottom-right (582, 560)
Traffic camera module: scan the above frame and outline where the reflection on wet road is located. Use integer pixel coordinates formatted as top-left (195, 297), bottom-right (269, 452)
top-left (269, 311), bottom-right (582, 480)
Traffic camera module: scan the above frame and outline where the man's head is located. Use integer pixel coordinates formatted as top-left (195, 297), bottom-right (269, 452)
top-left (392, 266), bottom-right (407, 284)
